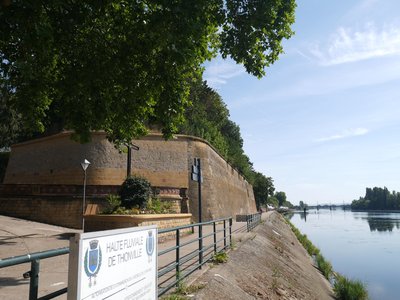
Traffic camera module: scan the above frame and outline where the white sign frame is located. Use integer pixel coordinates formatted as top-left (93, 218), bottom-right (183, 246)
top-left (68, 225), bottom-right (157, 300)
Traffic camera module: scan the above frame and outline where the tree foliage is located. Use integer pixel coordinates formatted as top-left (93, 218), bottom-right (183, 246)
top-left (179, 78), bottom-right (257, 181)
top-left (179, 79), bottom-right (230, 157)
top-left (0, 0), bottom-right (295, 146)
top-left (0, 87), bottom-right (25, 147)
top-left (275, 191), bottom-right (287, 207)
top-left (252, 172), bottom-right (275, 208)
top-left (267, 196), bottom-right (279, 208)
top-left (351, 187), bottom-right (400, 210)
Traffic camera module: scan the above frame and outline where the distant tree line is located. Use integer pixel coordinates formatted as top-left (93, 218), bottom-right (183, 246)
top-left (351, 187), bottom-right (400, 210)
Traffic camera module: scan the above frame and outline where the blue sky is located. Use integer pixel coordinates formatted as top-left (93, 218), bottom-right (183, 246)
top-left (203, 0), bottom-right (400, 205)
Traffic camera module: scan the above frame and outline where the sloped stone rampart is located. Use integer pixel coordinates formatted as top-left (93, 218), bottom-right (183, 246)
top-left (3, 132), bottom-right (256, 223)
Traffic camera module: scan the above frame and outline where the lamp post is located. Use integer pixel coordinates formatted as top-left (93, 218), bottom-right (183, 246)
top-left (81, 159), bottom-right (91, 231)
top-left (126, 143), bottom-right (139, 177)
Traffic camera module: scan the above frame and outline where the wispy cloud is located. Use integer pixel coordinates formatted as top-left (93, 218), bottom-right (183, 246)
top-left (203, 58), bottom-right (245, 88)
top-left (316, 128), bottom-right (369, 142)
top-left (309, 23), bottom-right (400, 66)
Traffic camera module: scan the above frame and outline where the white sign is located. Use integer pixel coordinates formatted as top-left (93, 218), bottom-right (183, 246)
top-left (68, 226), bottom-right (157, 300)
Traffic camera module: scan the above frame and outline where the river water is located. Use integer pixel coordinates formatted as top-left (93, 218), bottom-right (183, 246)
top-left (289, 209), bottom-right (400, 300)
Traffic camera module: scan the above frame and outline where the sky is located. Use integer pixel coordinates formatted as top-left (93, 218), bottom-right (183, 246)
top-left (203, 0), bottom-right (400, 205)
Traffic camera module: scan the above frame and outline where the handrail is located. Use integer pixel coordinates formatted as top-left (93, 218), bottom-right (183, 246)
top-left (0, 247), bottom-right (69, 268)
top-left (0, 247), bottom-right (70, 300)
top-left (157, 216), bottom-right (233, 296)
top-left (246, 212), bottom-right (262, 231)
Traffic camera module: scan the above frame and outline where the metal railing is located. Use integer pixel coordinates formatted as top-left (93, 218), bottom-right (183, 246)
top-left (157, 217), bottom-right (232, 296)
top-left (246, 212), bottom-right (262, 232)
top-left (0, 216), bottom-right (236, 299)
top-left (0, 247), bottom-right (70, 300)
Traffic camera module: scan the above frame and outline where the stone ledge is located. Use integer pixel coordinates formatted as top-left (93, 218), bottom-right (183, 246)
top-left (84, 213), bottom-right (192, 222)
top-left (84, 213), bottom-right (193, 237)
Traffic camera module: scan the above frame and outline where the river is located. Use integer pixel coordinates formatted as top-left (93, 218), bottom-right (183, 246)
top-left (289, 209), bottom-right (400, 300)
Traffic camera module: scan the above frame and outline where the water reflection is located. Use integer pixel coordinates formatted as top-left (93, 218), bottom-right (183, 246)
top-left (289, 210), bottom-right (400, 300)
top-left (367, 217), bottom-right (400, 232)
top-left (353, 213), bottom-right (400, 233)
top-left (285, 212), bottom-right (294, 220)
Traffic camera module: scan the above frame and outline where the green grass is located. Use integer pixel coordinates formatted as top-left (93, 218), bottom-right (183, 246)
top-left (161, 282), bottom-right (206, 300)
top-left (315, 254), bottom-right (332, 280)
top-left (212, 251), bottom-right (228, 264)
top-left (286, 220), bottom-right (320, 256)
top-left (286, 219), bottom-right (369, 299)
top-left (287, 220), bottom-right (331, 279)
top-left (230, 237), bottom-right (237, 249)
top-left (333, 274), bottom-right (368, 300)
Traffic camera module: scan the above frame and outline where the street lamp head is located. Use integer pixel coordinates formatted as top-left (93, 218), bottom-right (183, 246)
top-left (81, 159), bottom-right (91, 171)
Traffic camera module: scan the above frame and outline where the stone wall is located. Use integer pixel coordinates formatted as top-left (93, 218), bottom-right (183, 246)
top-left (0, 196), bottom-right (106, 228)
top-left (84, 214), bottom-right (192, 240)
top-left (0, 184), bottom-right (185, 228)
top-left (3, 132), bottom-right (256, 223)
top-left (4, 132), bottom-right (126, 185)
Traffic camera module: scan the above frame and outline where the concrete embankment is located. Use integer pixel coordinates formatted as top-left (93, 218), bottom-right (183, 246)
top-left (192, 212), bottom-right (334, 299)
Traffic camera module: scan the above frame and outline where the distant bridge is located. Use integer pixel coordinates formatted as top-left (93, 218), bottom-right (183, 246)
top-left (306, 204), bottom-right (352, 210)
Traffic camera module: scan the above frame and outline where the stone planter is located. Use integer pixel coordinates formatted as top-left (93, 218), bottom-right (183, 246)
top-left (84, 213), bottom-right (192, 241)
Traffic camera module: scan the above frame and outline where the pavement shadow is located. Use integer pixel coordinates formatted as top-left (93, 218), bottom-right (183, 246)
top-left (0, 233), bottom-right (39, 246)
top-left (0, 240), bottom-right (17, 246)
top-left (53, 232), bottom-right (77, 240)
top-left (231, 223), bottom-right (248, 234)
top-left (0, 277), bottom-right (29, 287)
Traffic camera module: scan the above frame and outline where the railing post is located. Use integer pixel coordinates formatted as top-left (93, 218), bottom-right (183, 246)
top-left (198, 224), bottom-right (203, 269)
top-left (229, 218), bottom-right (233, 247)
top-left (29, 259), bottom-right (40, 300)
top-left (223, 220), bottom-right (227, 249)
top-left (246, 215), bottom-right (250, 232)
top-left (176, 229), bottom-right (180, 286)
top-left (213, 221), bottom-right (217, 254)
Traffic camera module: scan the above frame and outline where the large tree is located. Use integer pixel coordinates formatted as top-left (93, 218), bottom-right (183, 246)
top-left (252, 171), bottom-right (275, 208)
top-left (0, 0), bottom-right (296, 146)
top-left (179, 79), bottom-right (230, 157)
top-left (275, 191), bottom-right (287, 207)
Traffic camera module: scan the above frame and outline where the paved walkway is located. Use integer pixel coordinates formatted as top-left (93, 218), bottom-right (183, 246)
top-left (0, 214), bottom-right (265, 299)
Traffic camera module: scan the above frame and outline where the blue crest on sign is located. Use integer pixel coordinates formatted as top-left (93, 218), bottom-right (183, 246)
top-left (146, 231), bottom-right (155, 262)
top-left (84, 239), bottom-right (102, 287)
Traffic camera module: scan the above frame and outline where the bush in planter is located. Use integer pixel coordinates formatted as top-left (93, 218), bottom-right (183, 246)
top-left (119, 176), bottom-right (152, 209)
top-left (146, 197), bottom-right (174, 214)
top-left (102, 194), bottom-right (122, 214)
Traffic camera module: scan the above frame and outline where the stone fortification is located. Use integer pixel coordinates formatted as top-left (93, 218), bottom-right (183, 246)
top-left (2, 132), bottom-right (256, 224)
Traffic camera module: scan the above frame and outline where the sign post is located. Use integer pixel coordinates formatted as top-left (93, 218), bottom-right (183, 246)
top-left (68, 226), bottom-right (157, 300)
top-left (191, 158), bottom-right (203, 268)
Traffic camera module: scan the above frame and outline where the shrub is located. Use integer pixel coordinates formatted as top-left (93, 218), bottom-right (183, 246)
top-left (146, 197), bottom-right (173, 214)
top-left (102, 194), bottom-right (121, 214)
top-left (334, 274), bottom-right (368, 300)
top-left (119, 176), bottom-right (152, 209)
